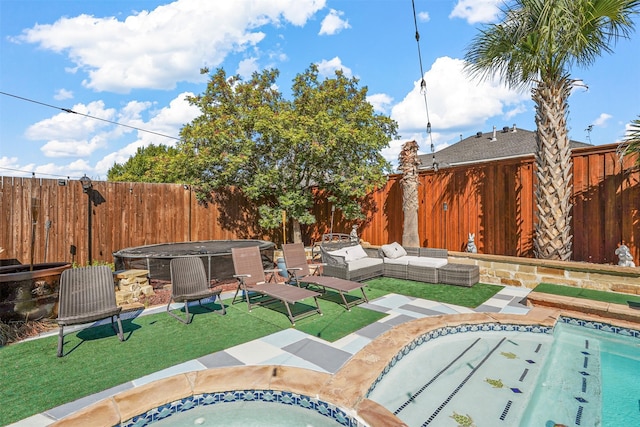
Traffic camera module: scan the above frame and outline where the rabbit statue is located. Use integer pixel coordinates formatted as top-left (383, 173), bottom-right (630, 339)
top-left (466, 233), bottom-right (477, 253)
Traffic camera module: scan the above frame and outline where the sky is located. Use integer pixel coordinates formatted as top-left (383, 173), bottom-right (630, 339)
top-left (1, 0), bottom-right (639, 181)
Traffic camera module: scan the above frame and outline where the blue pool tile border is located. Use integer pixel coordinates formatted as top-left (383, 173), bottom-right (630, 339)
top-left (366, 323), bottom-right (553, 398)
top-left (121, 390), bottom-right (364, 427)
top-left (559, 316), bottom-right (640, 338)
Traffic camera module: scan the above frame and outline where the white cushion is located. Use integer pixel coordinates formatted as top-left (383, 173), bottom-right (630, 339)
top-left (384, 255), bottom-right (419, 266)
top-left (408, 257), bottom-right (448, 268)
top-left (343, 244), bottom-right (368, 261)
top-left (381, 242), bottom-right (407, 259)
top-left (347, 257), bottom-right (383, 270)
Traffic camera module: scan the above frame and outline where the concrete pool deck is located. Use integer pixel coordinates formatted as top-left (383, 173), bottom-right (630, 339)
top-left (10, 286), bottom-right (640, 427)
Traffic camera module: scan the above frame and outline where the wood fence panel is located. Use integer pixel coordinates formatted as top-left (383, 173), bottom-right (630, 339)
top-left (1, 144), bottom-right (638, 266)
top-left (572, 155), bottom-right (588, 262)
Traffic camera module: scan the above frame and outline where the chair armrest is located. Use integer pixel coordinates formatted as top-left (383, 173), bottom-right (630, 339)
top-left (320, 246), bottom-right (347, 267)
top-left (233, 273), bottom-right (251, 278)
top-left (264, 268), bottom-right (281, 274)
top-left (287, 267), bottom-right (303, 272)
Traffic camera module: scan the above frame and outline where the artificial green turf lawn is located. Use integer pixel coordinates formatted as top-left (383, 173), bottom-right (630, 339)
top-left (0, 278), bottom-right (499, 425)
top-left (533, 282), bottom-right (640, 305)
top-left (0, 288), bottom-right (387, 426)
top-left (365, 277), bottom-right (503, 308)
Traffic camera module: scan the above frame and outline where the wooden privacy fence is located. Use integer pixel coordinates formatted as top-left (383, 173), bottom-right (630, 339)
top-left (1, 143), bottom-right (638, 266)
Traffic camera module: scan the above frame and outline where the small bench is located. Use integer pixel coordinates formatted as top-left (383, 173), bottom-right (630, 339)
top-left (437, 263), bottom-right (479, 287)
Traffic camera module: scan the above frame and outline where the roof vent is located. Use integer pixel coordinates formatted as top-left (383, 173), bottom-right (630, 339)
top-left (476, 131), bottom-right (482, 138)
top-left (491, 126), bottom-right (497, 142)
top-left (502, 126), bottom-right (509, 133)
top-left (512, 124), bottom-right (517, 132)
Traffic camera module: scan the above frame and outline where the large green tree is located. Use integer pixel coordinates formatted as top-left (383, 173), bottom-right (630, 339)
top-left (107, 144), bottom-right (189, 183)
top-left (465, 0), bottom-right (639, 260)
top-left (180, 65), bottom-right (397, 242)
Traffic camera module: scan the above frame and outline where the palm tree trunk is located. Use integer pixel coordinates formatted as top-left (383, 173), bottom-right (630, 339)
top-left (532, 79), bottom-right (573, 260)
top-left (399, 140), bottom-right (420, 248)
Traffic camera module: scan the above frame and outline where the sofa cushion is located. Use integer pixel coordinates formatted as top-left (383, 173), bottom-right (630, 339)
top-left (381, 242), bottom-right (407, 259)
top-left (383, 255), bottom-right (420, 266)
top-left (408, 257), bottom-right (448, 268)
top-left (347, 257), bottom-right (383, 270)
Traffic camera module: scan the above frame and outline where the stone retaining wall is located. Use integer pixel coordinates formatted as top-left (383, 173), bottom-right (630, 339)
top-left (447, 251), bottom-right (640, 295)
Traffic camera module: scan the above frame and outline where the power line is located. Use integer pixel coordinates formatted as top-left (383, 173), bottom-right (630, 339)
top-left (411, 0), bottom-right (437, 170)
top-left (0, 165), bottom-right (80, 180)
top-left (0, 91), bottom-right (181, 141)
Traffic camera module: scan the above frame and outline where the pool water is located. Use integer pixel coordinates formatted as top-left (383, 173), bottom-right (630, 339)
top-left (367, 325), bottom-right (555, 426)
top-left (521, 321), bottom-right (640, 427)
top-left (150, 401), bottom-right (343, 426)
top-left (367, 321), bottom-right (640, 427)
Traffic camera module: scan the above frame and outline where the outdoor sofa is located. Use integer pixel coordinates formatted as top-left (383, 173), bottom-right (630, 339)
top-left (320, 241), bottom-right (479, 287)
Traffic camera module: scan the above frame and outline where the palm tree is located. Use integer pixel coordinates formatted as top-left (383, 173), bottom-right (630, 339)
top-left (464, 0), bottom-right (639, 261)
top-left (399, 140), bottom-right (421, 247)
top-left (619, 116), bottom-right (640, 166)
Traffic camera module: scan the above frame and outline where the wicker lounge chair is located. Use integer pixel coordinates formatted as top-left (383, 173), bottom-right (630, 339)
top-left (168, 257), bottom-right (226, 324)
top-left (282, 243), bottom-right (369, 310)
top-left (56, 265), bottom-right (124, 357)
top-left (231, 246), bottom-right (322, 325)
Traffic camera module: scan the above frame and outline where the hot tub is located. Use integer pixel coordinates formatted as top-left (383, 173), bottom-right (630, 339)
top-left (112, 240), bottom-right (275, 282)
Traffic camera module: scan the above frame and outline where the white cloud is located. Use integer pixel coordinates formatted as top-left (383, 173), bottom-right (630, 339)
top-left (417, 11), bottom-right (430, 22)
top-left (390, 56), bottom-right (529, 136)
top-left (319, 9), bottom-right (350, 35)
top-left (54, 89), bottom-right (73, 100)
top-left (449, 0), bottom-right (501, 24)
top-left (316, 56), bottom-right (352, 78)
top-left (15, 0), bottom-right (326, 93)
top-left (21, 92), bottom-right (199, 176)
top-left (25, 100), bottom-right (115, 142)
top-left (94, 92), bottom-right (200, 176)
top-left (592, 113), bottom-right (612, 127)
top-left (237, 57), bottom-right (260, 79)
top-left (367, 93), bottom-right (393, 113)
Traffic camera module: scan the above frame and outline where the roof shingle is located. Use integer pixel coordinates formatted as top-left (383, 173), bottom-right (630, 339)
top-left (417, 126), bottom-right (591, 169)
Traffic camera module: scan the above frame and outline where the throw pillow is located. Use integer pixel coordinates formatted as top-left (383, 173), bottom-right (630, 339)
top-left (327, 247), bottom-right (348, 258)
top-left (344, 244), bottom-right (368, 261)
top-left (381, 242), bottom-right (407, 259)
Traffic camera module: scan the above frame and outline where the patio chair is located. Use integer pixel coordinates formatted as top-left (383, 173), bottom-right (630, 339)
top-left (231, 246), bottom-right (322, 325)
top-left (168, 257), bottom-right (226, 324)
top-left (282, 242), bottom-right (369, 310)
top-left (56, 265), bottom-right (124, 357)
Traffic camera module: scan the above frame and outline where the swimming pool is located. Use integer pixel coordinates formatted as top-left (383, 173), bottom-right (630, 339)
top-left (122, 390), bottom-right (362, 427)
top-left (366, 319), bottom-right (640, 426)
top-left (521, 318), bottom-right (640, 427)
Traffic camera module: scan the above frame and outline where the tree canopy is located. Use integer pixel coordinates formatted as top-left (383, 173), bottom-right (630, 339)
top-left (619, 116), bottom-right (640, 165)
top-left (179, 65), bottom-right (397, 237)
top-left (107, 144), bottom-right (189, 183)
top-left (464, 0), bottom-right (639, 260)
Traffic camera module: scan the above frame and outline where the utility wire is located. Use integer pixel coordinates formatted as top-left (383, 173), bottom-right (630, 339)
top-left (0, 165), bottom-right (79, 180)
top-left (411, 0), bottom-right (437, 170)
top-left (0, 91), bottom-right (181, 141)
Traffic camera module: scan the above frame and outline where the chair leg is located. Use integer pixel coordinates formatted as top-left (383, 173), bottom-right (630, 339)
top-left (111, 315), bottom-right (125, 341)
top-left (167, 298), bottom-right (192, 324)
top-left (198, 293), bottom-right (226, 316)
top-left (212, 293), bottom-right (226, 315)
top-left (57, 326), bottom-right (64, 357)
top-left (231, 283), bottom-right (242, 305)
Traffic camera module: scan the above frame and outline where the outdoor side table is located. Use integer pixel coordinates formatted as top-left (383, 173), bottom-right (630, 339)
top-left (437, 264), bottom-right (479, 287)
